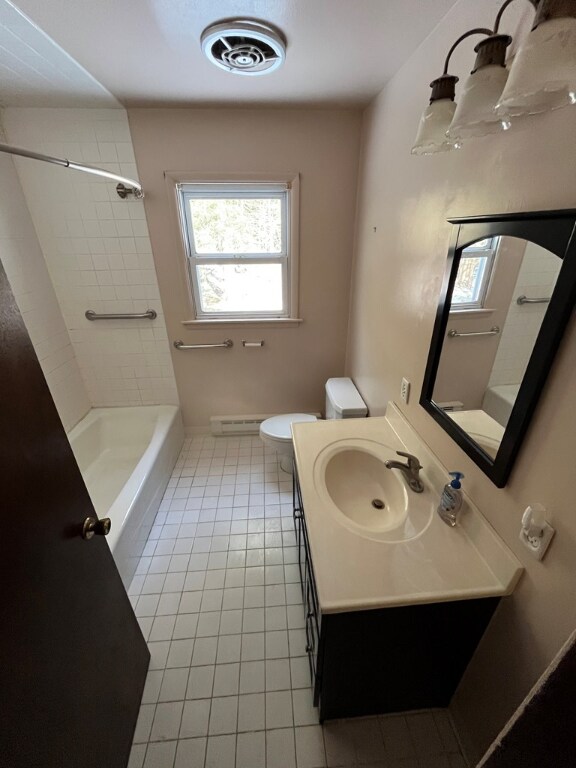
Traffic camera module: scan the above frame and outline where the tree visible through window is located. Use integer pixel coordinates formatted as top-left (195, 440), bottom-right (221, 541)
top-left (178, 183), bottom-right (292, 319)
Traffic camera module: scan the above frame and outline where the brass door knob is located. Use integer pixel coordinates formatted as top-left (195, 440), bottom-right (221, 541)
top-left (82, 516), bottom-right (111, 540)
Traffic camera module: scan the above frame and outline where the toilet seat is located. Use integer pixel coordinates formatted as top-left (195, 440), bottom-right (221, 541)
top-left (260, 413), bottom-right (317, 473)
top-left (260, 413), bottom-right (317, 442)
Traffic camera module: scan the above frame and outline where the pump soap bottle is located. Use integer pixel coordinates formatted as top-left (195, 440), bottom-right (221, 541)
top-left (438, 472), bottom-right (465, 527)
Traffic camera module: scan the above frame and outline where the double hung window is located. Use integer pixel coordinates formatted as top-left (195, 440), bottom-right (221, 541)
top-left (452, 237), bottom-right (499, 309)
top-left (178, 182), bottom-right (293, 320)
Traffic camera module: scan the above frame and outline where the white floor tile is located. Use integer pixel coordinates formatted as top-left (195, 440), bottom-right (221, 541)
top-left (142, 671), bottom-right (163, 705)
top-left (243, 607), bottom-right (265, 633)
top-left (266, 690), bottom-right (294, 729)
top-left (219, 609), bottom-right (243, 635)
top-left (236, 730), bottom-right (266, 768)
top-left (172, 613), bottom-right (198, 640)
top-left (180, 699), bottom-right (210, 738)
top-left (128, 743), bottom-right (146, 768)
top-left (158, 668), bottom-right (188, 702)
top-left (166, 639), bottom-right (194, 669)
top-left (191, 636), bottom-right (218, 666)
top-left (131, 437), bottom-right (467, 767)
top-left (186, 665), bottom-right (215, 700)
top-left (148, 641), bottom-right (170, 671)
top-left (150, 701), bottom-right (184, 742)
top-left (292, 688), bottom-right (319, 726)
top-left (208, 695), bottom-right (239, 735)
top-left (205, 734), bottom-right (236, 768)
top-left (239, 660), bottom-right (266, 694)
top-left (213, 663), bottom-right (240, 696)
top-left (266, 727), bottom-right (297, 768)
top-left (217, 634), bottom-right (242, 664)
top-left (196, 611), bottom-right (221, 638)
top-left (149, 615), bottom-right (176, 642)
top-left (241, 631), bottom-right (265, 661)
top-left (237, 692), bottom-right (266, 732)
top-left (266, 659), bottom-right (291, 691)
top-left (143, 740), bottom-right (177, 768)
top-left (174, 737), bottom-right (206, 768)
top-left (295, 725), bottom-right (326, 767)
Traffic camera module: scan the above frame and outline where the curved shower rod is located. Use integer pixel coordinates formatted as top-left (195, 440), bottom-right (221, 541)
top-left (0, 141), bottom-right (144, 199)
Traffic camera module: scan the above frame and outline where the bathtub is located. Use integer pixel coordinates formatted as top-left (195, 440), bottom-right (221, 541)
top-left (482, 383), bottom-right (520, 428)
top-left (68, 405), bottom-right (184, 587)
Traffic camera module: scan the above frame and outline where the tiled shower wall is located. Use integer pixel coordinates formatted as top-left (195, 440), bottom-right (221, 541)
top-left (2, 107), bottom-right (178, 408)
top-left (0, 117), bottom-right (90, 431)
top-left (489, 242), bottom-right (561, 388)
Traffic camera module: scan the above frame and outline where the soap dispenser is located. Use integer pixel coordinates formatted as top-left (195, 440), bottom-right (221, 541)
top-left (438, 472), bottom-right (465, 527)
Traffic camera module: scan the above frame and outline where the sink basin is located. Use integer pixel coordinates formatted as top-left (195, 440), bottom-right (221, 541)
top-left (324, 449), bottom-right (408, 531)
top-left (313, 438), bottom-right (434, 542)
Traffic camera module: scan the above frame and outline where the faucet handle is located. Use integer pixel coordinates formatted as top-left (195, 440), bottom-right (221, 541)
top-left (396, 451), bottom-right (422, 470)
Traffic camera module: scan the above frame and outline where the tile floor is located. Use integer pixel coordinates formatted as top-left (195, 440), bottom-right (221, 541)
top-left (127, 434), bottom-right (468, 768)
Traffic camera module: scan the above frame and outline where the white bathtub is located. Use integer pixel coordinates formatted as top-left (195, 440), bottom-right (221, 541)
top-left (482, 383), bottom-right (520, 427)
top-left (68, 405), bottom-right (184, 587)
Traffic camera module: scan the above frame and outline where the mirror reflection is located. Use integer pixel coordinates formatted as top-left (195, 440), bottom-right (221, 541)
top-left (432, 236), bottom-right (561, 459)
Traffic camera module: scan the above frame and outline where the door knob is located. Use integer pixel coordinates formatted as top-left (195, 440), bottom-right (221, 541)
top-left (82, 516), bottom-right (111, 540)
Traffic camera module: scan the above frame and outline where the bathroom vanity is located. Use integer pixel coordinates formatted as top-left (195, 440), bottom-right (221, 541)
top-left (291, 405), bottom-right (522, 722)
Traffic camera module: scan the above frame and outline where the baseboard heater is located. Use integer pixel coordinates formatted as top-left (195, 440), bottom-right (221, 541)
top-left (210, 412), bottom-right (322, 436)
top-left (210, 414), bottom-right (276, 436)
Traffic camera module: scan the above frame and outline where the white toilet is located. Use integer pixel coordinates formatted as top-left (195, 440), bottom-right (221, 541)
top-left (259, 377), bottom-right (368, 473)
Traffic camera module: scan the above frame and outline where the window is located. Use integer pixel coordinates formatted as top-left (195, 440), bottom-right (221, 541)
top-left (452, 237), bottom-right (499, 309)
top-left (178, 181), bottom-right (295, 320)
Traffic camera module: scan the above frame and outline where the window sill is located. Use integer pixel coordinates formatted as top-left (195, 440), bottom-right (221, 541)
top-left (449, 308), bottom-right (496, 317)
top-left (181, 318), bottom-right (304, 329)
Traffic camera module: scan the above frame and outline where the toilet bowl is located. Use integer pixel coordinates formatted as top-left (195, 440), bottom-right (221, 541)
top-left (260, 413), bottom-right (318, 473)
top-left (259, 378), bottom-right (368, 474)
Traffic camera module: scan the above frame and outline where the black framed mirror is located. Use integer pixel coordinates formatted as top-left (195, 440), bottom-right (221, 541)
top-left (420, 210), bottom-right (576, 487)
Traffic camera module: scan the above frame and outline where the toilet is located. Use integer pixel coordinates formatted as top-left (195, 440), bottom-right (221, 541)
top-left (259, 377), bottom-right (368, 473)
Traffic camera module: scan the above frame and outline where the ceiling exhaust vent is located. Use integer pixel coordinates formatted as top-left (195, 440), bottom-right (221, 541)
top-left (201, 20), bottom-right (286, 76)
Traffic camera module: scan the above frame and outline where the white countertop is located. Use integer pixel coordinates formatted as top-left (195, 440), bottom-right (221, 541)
top-left (291, 405), bottom-right (523, 614)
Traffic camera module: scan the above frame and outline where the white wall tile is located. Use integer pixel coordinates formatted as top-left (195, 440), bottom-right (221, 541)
top-left (0, 115), bottom-right (90, 430)
top-left (2, 107), bottom-right (178, 408)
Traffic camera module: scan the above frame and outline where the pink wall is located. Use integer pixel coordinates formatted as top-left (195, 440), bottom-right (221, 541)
top-left (129, 108), bottom-right (362, 429)
top-left (347, 0), bottom-right (576, 762)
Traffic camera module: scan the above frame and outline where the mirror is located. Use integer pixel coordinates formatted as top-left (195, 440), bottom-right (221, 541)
top-left (421, 211), bottom-right (576, 487)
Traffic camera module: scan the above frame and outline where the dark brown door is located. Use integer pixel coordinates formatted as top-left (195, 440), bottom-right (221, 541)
top-left (0, 260), bottom-right (149, 767)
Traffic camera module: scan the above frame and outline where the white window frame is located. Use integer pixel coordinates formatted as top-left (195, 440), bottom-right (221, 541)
top-left (452, 236), bottom-right (500, 310)
top-left (176, 180), bottom-right (297, 321)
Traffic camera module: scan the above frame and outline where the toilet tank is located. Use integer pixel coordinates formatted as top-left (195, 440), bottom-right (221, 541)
top-left (325, 377), bottom-right (368, 419)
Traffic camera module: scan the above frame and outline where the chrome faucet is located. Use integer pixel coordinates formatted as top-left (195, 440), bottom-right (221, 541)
top-left (385, 451), bottom-right (424, 493)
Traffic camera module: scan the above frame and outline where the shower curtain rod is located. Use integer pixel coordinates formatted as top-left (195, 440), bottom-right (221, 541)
top-left (0, 141), bottom-right (144, 199)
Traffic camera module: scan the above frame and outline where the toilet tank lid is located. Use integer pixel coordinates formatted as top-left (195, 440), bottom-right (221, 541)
top-left (325, 377), bottom-right (368, 415)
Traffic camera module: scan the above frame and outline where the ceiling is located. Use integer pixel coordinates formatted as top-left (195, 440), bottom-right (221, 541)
top-left (3, 0), bottom-right (461, 108)
top-left (0, 0), bottom-right (118, 107)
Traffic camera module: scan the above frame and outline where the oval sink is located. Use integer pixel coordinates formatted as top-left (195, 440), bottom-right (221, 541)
top-left (324, 449), bottom-right (408, 532)
top-left (313, 439), bottom-right (434, 543)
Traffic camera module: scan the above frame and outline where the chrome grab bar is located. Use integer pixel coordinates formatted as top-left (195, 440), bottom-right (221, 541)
top-left (516, 295), bottom-right (551, 305)
top-left (85, 309), bottom-right (157, 321)
top-left (447, 326), bottom-right (500, 338)
top-left (173, 339), bottom-right (233, 349)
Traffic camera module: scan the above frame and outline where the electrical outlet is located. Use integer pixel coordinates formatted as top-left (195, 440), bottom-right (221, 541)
top-left (401, 378), bottom-right (410, 404)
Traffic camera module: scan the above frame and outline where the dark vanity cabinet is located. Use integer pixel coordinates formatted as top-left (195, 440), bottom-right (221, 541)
top-left (293, 464), bottom-right (500, 722)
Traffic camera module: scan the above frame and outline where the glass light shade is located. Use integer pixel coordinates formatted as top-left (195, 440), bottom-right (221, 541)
top-left (448, 65), bottom-right (511, 139)
top-left (411, 99), bottom-right (460, 155)
top-left (496, 17), bottom-right (576, 117)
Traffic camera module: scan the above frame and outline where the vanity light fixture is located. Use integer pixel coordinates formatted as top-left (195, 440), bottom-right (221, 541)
top-left (411, 28), bottom-right (493, 155)
top-left (496, 0), bottom-right (576, 116)
top-left (412, 0), bottom-right (576, 155)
